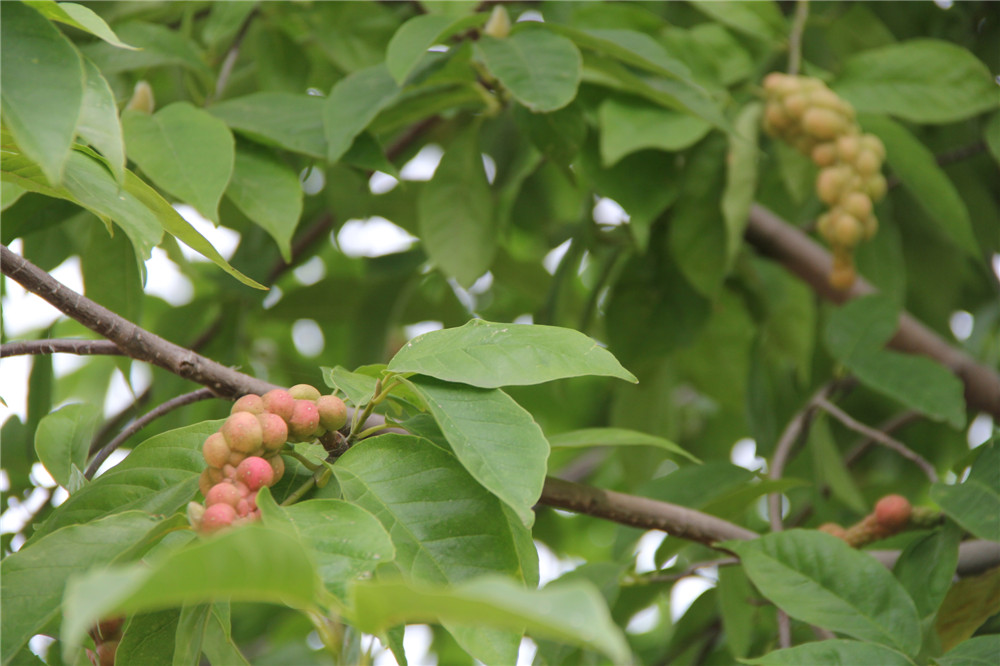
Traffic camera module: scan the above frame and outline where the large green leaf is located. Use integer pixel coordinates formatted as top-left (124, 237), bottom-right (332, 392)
top-left (930, 441), bottom-right (1000, 543)
top-left (333, 433), bottom-right (536, 663)
top-left (597, 97), bottom-right (711, 166)
top-left (833, 39), bottom-right (998, 124)
top-left (0, 511), bottom-right (166, 665)
top-left (77, 57), bottom-right (126, 183)
top-left (476, 28), bottom-right (582, 112)
top-left (722, 101), bottom-right (762, 266)
top-left (350, 576), bottom-right (630, 664)
top-left (936, 635), bottom-right (1000, 666)
top-left (892, 525), bottom-right (961, 620)
top-left (60, 525), bottom-right (325, 661)
top-left (407, 378), bottom-right (549, 527)
top-left (209, 92), bottom-right (326, 158)
top-left (79, 21), bottom-right (210, 77)
top-left (742, 639), bottom-right (914, 665)
top-left (324, 64), bottom-right (401, 163)
top-left (33, 402), bottom-right (98, 488)
top-left (548, 25), bottom-right (694, 82)
top-left (725, 530), bottom-right (922, 656)
top-left (860, 114), bottom-right (978, 255)
top-left (416, 124), bottom-right (496, 287)
top-left (388, 318), bottom-right (637, 387)
top-left (31, 420), bottom-right (215, 540)
top-left (123, 103), bottom-right (235, 223)
top-left (226, 146), bottom-right (303, 262)
top-left (24, 1), bottom-right (137, 50)
top-left (257, 490), bottom-right (395, 601)
top-left (115, 609), bottom-right (181, 665)
top-left (825, 295), bottom-right (966, 428)
top-left (689, 1), bottom-right (786, 43)
top-left (385, 13), bottom-right (486, 84)
top-left (0, 1), bottom-right (84, 185)
top-left (547, 427), bottom-right (699, 463)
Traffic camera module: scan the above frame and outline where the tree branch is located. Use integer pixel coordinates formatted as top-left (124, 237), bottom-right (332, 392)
top-left (745, 204), bottom-right (1000, 419)
top-left (1, 339), bottom-right (125, 358)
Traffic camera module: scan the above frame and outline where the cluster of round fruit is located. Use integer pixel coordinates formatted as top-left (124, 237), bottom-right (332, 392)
top-left (819, 494), bottom-right (924, 547)
top-left (187, 385), bottom-right (347, 534)
top-left (87, 616), bottom-right (124, 666)
top-left (762, 72), bottom-right (887, 289)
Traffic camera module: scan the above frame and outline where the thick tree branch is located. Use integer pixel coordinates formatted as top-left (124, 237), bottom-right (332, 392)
top-left (1, 339), bottom-right (125, 358)
top-left (746, 204), bottom-right (1000, 419)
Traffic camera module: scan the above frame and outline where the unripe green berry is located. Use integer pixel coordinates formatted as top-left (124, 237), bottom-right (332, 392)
top-left (199, 467), bottom-right (223, 497)
top-left (811, 142), bottom-right (838, 167)
top-left (289, 384), bottom-right (322, 401)
top-left (842, 191), bottom-right (873, 221)
top-left (836, 135), bottom-right (861, 163)
top-left (829, 211), bottom-right (863, 248)
top-left (782, 93), bottom-right (808, 119)
top-left (269, 455), bottom-right (286, 483)
top-left (865, 173), bottom-right (887, 201)
top-left (860, 134), bottom-right (885, 161)
top-left (802, 107), bottom-right (845, 140)
top-left (187, 501), bottom-right (205, 530)
top-left (222, 411), bottom-right (263, 454)
top-left (202, 432), bottom-right (230, 468)
top-left (262, 389), bottom-right (295, 421)
top-left (316, 395), bottom-right (348, 431)
top-left (855, 149), bottom-right (881, 177)
top-left (816, 166), bottom-right (851, 205)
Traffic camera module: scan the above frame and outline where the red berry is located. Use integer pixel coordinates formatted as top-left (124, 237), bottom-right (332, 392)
top-left (205, 482), bottom-right (243, 508)
top-left (201, 503), bottom-right (237, 533)
top-left (874, 495), bottom-right (912, 532)
top-left (262, 389), bottom-right (295, 421)
top-left (287, 399), bottom-right (320, 442)
top-left (236, 456), bottom-right (275, 491)
top-left (258, 412), bottom-right (288, 452)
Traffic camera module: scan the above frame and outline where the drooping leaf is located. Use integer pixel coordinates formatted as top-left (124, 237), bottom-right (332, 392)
top-left (386, 13), bottom-right (487, 84)
top-left (33, 402), bottom-right (98, 489)
top-left (0, 511), bottom-right (166, 665)
top-left (324, 64), bottom-right (400, 163)
top-left (833, 39), bottom-right (998, 124)
top-left (547, 427), bottom-right (699, 463)
top-left (548, 26), bottom-right (694, 82)
top-left (350, 576), bottom-right (630, 664)
top-left (209, 92), bottom-right (326, 158)
top-left (23, 1), bottom-right (137, 50)
top-left (741, 639), bottom-right (913, 666)
top-left (597, 97), bottom-right (711, 166)
top-left (225, 145), bottom-right (303, 262)
top-left (724, 530), bottom-right (922, 656)
top-left (60, 525), bottom-right (325, 661)
top-left (76, 58), bottom-right (126, 183)
top-left (123, 103), bottom-right (235, 223)
top-left (860, 114), bottom-right (978, 255)
top-left (934, 567), bottom-right (1000, 652)
top-left (722, 101), bottom-right (762, 267)
top-left (388, 318), bottom-right (637, 387)
top-left (416, 124), bottom-right (496, 287)
top-left (79, 21), bottom-right (210, 76)
top-left (0, 1), bottom-right (84, 185)
top-left (930, 441), bottom-right (1000, 543)
top-left (476, 28), bottom-right (582, 112)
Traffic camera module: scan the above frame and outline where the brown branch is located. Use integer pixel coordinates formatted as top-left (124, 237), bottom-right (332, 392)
top-left (1, 339), bottom-right (125, 358)
top-left (816, 398), bottom-right (938, 482)
top-left (746, 204), bottom-right (1000, 419)
top-left (85, 388), bottom-right (216, 479)
top-left (844, 410), bottom-right (923, 468)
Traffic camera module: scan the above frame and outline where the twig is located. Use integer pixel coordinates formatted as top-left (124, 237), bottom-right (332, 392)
top-left (89, 387), bottom-right (152, 456)
top-left (786, 0), bottom-right (809, 76)
top-left (85, 388), bottom-right (216, 479)
top-left (624, 558), bottom-right (738, 585)
top-left (206, 7), bottom-right (259, 104)
top-left (745, 204), bottom-right (1000, 419)
top-left (1, 339), bottom-right (125, 358)
top-left (844, 410), bottom-right (922, 468)
top-left (816, 398), bottom-right (938, 482)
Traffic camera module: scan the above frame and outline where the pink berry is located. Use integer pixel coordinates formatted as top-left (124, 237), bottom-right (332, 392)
top-left (222, 411), bottom-right (263, 454)
top-left (201, 503), bottom-right (237, 533)
top-left (316, 395), bottom-right (348, 431)
top-left (287, 399), bottom-right (320, 442)
top-left (231, 394), bottom-right (265, 415)
top-left (258, 412), bottom-right (288, 452)
top-left (262, 389), bottom-right (295, 421)
top-left (875, 495), bottom-right (912, 532)
top-left (205, 482), bottom-right (242, 508)
top-left (202, 432), bottom-right (230, 468)
top-left (236, 456), bottom-right (275, 491)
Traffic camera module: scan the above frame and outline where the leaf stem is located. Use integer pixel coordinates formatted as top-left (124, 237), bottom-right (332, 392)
top-left (787, 0), bottom-right (810, 76)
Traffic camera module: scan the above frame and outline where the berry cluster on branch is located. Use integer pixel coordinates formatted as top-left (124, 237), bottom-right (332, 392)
top-left (762, 73), bottom-right (887, 290)
top-left (187, 384), bottom-right (347, 533)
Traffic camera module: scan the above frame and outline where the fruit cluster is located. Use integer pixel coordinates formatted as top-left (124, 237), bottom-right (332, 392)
top-left (818, 494), bottom-right (917, 547)
top-left (762, 73), bottom-right (887, 289)
top-left (87, 616), bottom-right (124, 666)
top-left (187, 385), bottom-right (347, 534)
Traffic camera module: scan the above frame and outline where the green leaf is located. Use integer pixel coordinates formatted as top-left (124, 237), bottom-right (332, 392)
top-left (388, 318), bottom-right (637, 387)
top-left (33, 403), bottom-right (98, 489)
top-left (61, 524), bottom-right (325, 661)
top-left (257, 490), bottom-right (395, 601)
top-left (741, 639), bottom-right (914, 665)
top-left (123, 103), bottom-right (235, 223)
top-left (79, 21), bottom-right (210, 77)
top-left (209, 92), bottom-right (326, 159)
top-left (83, 222), bottom-right (144, 327)
top-left (934, 567), bottom-right (1000, 652)
top-left (930, 441), bottom-right (1000, 543)
top-left (689, 1), bottom-right (786, 44)
top-left (548, 26), bottom-right (694, 83)
top-left (476, 28), bottom-right (582, 112)
top-left (31, 419), bottom-right (215, 540)
top-left (860, 114), bottom-right (978, 255)
top-left (717, 566), bottom-right (755, 659)
top-left (324, 64), bottom-right (400, 163)
top-left (201, 604), bottom-right (250, 666)
top-left (0, 511), bottom-right (164, 665)
top-left (334, 433), bottom-right (535, 663)
top-left (23, 1), bottom-right (137, 50)
top-left (809, 418), bottom-right (867, 514)
top-left (725, 530), bottom-right (922, 656)
top-left (77, 58), bottom-right (126, 183)
top-left (598, 98), bottom-right (711, 166)
top-left (833, 39), bottom-right (998, 124)
top-left (408, 378), bottom-right (548, 528)
top-left (986, 113), bottom-right (1000, 165)
top-left (722, 102), bottom-right (762, 267)
top-left (669, 134), bottom-right (728, 297)
top-left (321, 366), bottom-right (378, 407)
top-left (1, 1), bottom-right (84, 185)
top-left (417, 124), bottom-right (496, 287)
top-left (548, 427), bottom-right (699, 463)
top-left (350, 576), bottom-right (630, 664)
top-left (892, 525), bottom-right (961, 620)
top-left (936, 635), bottom-right (1000, 666)
top-left (386, 13), bottom-right (486, 84)
top-left (226, 146), bottom-right (303, 262)
top-left (514, 103), bottom-right (587, 169)
top-left (825, 295), bottom-right (966, 428)
top-left (115, 609), bottom-right (181, 665)
top-left (173, 603), bottom-right (210, 666)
